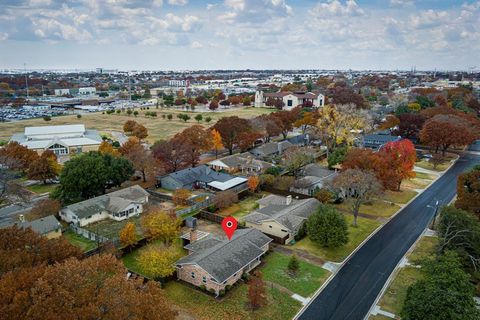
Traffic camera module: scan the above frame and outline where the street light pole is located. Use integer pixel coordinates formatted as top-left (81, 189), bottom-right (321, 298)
top-left (427, 200), bottom-right (440, 229)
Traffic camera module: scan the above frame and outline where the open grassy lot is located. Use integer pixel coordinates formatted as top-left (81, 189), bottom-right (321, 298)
top-left (413, 171), bottom-right (436, 180)
top-left (0, 107), bottom-right (274, 144)
top-left (383, 189), bottom-right (418, 204)
top-left (219, 195), bottom-right (261, 220)
top-left (261, 251), bottom-right (330, 297)
top-left (402, 177), bottom-right (432, 189)
top-left (84, 215), bottom-right (143, 240)
top-left (415, 160), bottom-right (451, 171)
top-left (335, 200), bottom-right (401, 218)
top-left (63, 229), bottom-right (97, 252)
top-left (293, 215), bottom-right (381, 262)
top-left (376, 236), bottom-right (438, 316)
top-left (25, 183), bottom-right (58, 194)
top-left (163, 281), bottom-right (302, 320)
top-left (122, 238), bottom-right (186, 277)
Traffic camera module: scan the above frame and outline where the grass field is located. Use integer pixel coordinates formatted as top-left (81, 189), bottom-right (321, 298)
top-left (335, 200), bottom-right (401, 218)
top-left (293, 215), bottom-right (381, 262)
top-left (261, 251), bottom-right (330, 297)
top-left (0, 107), bottom-right (275, 143)
top-left (122, 238), bottom-right (185, 277)
top-left (163, 281), bottom-right (301, 320)
top-left (25, 183), bottom-right (58, 194)
top-left (382, 189), bottom-right (418, 204)
top-left (63, 229), bottom-right (97, 252)
top-left (219, 195), bottom-right (261, 220)
top-left (376, 236), bottom-right (438, 316)
top-left (413, 171), bottom-right (436, 180)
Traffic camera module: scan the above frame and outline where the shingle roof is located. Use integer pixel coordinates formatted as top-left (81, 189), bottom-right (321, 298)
top-left (257, 194), bottom-right (300, 207)
top-left (16, 215), bottom-right (60, 235)
top-left (63, 185), bottom-right (148, 219)
top-left (251, 141), bottom-right (293, 156)
top-left (245, 198), bottom-right (320, 233)
top-left (208, 153), bottom-right (273, 171)
top-left (176, 228), bottom-right (272, 283)
top-left (302, 164), bottom-right (337, 179)
top-left (162, 165), bottom-right (233, 186)
top-left (25, 124), bottom-right (86, 136)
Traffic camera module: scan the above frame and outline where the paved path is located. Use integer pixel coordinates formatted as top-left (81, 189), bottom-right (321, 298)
top-left (296, 152), bottom-right (480, 320)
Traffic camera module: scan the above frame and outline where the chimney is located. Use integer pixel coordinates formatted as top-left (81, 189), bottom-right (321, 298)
top-left (286, 195), bottom-right (292, 206)
top-left (19, 214), bottom-right (25, 223)
top-left (189, 228), bottom-right (198, 243)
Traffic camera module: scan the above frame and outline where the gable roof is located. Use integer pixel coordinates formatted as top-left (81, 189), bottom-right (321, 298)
top-left (25, 124), bottom-right (86, 137)
top-left (15, 215), bottom-right (60, 235)
top-left (63, 185), bottom-right (148, 220)
top-left (245, 197), bottom-right (320, 233)
top-left (161, 165), bottom-right (233, 186)
top-left (176, 228), bottom-right (272, 283)
top-left (208, 153), bottom-right (273, 171)
top-left (250, 141), bottom-right (293, 156)
top-left (302, 164), bottom-right (337, 179)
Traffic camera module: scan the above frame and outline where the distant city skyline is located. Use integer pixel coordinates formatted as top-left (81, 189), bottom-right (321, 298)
top-left (0, 0), bottom-right (478, 71)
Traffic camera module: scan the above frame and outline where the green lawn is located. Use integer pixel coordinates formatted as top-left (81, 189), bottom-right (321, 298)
top-left (163, 281), bottom-right (301, 320)
top-left (369, 314), bottom-right (393, 320)
top-left (377, 266), bottom-right (423, 315)
top-left (122, 238), bottom-right (186, 277)
top-left (383, 190), bottom-right (418, 204)
top-left (63, 229), bottom-right (97, 252)
top-left (293, 215), bottom-right (381, 262)
top-left (25, 183), bottom-right (58, 194)
top-left (377, 236), bottom-right (438, 316)
top-left (413, 171), bottom-right (436, 180)
top-left (402, 177), bottom-right (432, 189)
top-left (261, 251), bottom-right (330, 297)
top-left (335, 200), bottom-right (401, 218)
top-left (415, 160), bottom-right (450, 172)
top-left (219, 195), bottom-right (261, 220)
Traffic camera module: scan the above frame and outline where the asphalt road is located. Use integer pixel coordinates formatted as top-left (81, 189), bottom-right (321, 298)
top-left (297, 152), bottom-right (480, 320)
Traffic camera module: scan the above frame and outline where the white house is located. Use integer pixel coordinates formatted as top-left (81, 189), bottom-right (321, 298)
top-left (10, 124), bottom-right (102, 156)
top-left (54, 88), bottom-right (71, 96)
top-left (255, 90), bottom-right (325, 110)
top-left (59, 185), bottom-right (149, 227)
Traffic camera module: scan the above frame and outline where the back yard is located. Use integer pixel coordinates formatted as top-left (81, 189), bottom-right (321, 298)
top-left (84, 215), bottom-right (143, 240)
top-left (163, 281), bottom-right (301, 320)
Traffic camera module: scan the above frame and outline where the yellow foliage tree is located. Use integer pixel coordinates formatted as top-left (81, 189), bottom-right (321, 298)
top-left (316, 104), bottom-right (372, 152)
top-left (136, 244), bottom-right (180, 279)
top-left (172, 189), bottom-right (190, 206)
top-left (119, 222), bottom-right (137, 249)
top-left (99, 141), bottom-right (120, 157)
top-left (211, 128), bottom-right (224, 159)
top-left (141, 210), bottom-right (181, 244)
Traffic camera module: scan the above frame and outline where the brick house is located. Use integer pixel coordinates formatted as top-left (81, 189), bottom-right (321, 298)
top-left (175, 228), bottom-right (272, 295)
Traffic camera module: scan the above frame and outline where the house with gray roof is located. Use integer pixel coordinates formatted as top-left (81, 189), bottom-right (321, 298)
top-left (59, 185), bottom-right (149, 227)
top-left (176, 228), bottom-right (272, 295)
top-left (244, 195), bottom-right (321, 244)
top-left (250, 141), bottom-right (293, 160)
top-left (2, 215), bottom-right (62, 240)
top-left (158, 165), bottom-right (248, 192)
top-left (359, 132), bottom-right (402, 150)
top-left (207, 152), bottom-right (273, 174)
top-left (290, 164), bottom-right (338, 196)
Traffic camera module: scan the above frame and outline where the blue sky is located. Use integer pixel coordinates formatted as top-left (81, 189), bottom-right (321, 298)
top-left (0, 0), bottom-right (478, 70)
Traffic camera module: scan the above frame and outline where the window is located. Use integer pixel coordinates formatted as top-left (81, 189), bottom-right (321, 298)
top-left (191, 272), bottom-right (195, 279)
top-left (76, 147), bottom-right (82, 153)
top-left (281, 229), bottom-right (288, 232)
top-left (269, 225), bottom-right (272, 228)
top-left (202, 276), bottom-right (207, 283)
top-left (87, 215), bottom-right (92, 219)
top-left (287, 100), bottom-right (293, 107)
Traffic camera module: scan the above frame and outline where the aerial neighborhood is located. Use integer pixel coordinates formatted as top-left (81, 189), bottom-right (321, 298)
top-left (1, 1), bottom-right (480, 318)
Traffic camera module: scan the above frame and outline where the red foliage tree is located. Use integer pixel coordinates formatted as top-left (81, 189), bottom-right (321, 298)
top-left (379, 139), bottom-right (416, 191)
top-left (173, 125), bottom-right (213, 167)
top-left (213, 116), bottom-right (252, 155)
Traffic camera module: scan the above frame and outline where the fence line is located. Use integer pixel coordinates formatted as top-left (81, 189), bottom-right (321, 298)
top-left (69, 224), bottom-right (109, 244)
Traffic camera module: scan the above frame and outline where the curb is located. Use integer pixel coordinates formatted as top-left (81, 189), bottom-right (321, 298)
top-left (293, 155), bottom-right (459, 320)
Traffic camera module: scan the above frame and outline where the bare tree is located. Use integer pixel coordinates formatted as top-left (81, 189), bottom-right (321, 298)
top-left (0, 169), bottom-right (31, 205)
top-left (331, 169), bottom-right (382, 226)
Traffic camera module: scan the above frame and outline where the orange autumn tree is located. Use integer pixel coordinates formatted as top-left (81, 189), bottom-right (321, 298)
top-left (99, 141), bottom-right (120, 157)
top-left (379, 139), bottom-right (416, 191)
top-left (211, 128), bottom-right (224, 158)
top-left (247, 176), bottom-right (260, 193)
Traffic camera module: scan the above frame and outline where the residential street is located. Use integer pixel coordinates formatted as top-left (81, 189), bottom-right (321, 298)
top-left (297, 151), bottom-right (480, 320)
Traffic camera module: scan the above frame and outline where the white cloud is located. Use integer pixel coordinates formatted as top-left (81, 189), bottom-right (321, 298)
top-left (390, 0), bottom-right (414, 7)
top-left (0, 32), bottom-right (8, 41)
top-left (190, 40), bottom-right (203, 48)
top-left (310, 0), bottom-right (364, 18)
top-left (168, 0), bottom-right (188, 5)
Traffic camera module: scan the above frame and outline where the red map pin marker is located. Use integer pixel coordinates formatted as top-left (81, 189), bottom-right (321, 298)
top-left (221, 216), bottom-right (238, 240)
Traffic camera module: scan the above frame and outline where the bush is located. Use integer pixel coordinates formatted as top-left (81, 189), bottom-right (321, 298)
top-left (205, 116), bottom-right (212, 123)
top-left (265, 166), bottom-right (282, 176)
top-left (43, 116), bottom-right (51, 121)
top-left (225, 285), bottom-right (232, 291)
top-left (306, 204), bottom-right (348, 248)
top-left (219, 289), bottom-right (225, 297)
top-left (133, 111), bottom-right (139, 117)
top-left (206, 204), bottom-right (216, 213)
top-left (167, 114), bottom-right (173, 120)
top-left (287, 255), bottom-right (300, 277)
top-left (314, 188), bottom-right (333, 203)
top-left (76, 114), bottom-right (82, 119)
top-left (209, 288), bottom-right (216, 294)
top-left (200, 285), bottom-right (206, 291)
top-left (259, 174), bottom-right (275, 187)
top-left (328, 145), bottom-right (348, 168)
top-left (242, 273), bottom-right (250, 281)
top-left (295, 223), bottom-right (307, 241)
top-left (116, 109), bottom-right (121, 114)
top-left (172, 189), bottom-right (190, 206)
top-left (112, 141), bottom-right (120, 148)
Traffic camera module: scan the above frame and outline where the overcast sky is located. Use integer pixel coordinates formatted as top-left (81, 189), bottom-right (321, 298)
top-left (0, 0), bottom-right (479, 71)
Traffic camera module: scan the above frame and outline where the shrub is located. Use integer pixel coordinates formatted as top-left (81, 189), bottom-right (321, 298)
top-left (209, 288), bottom-right (216, 294)
top-left (225, 285), bottom-right (232, 291)
top-left (172, 189), bottom-right (190, 206)
top-left (76, 114), bottom-right (82, 119)
top-left (242, 273), bottom-right (250, 281)
top-left (259, 174), bottom-right (275, 187)
top-left (200, 285), bottom-right (206, 291)
top-left (43, 116), bottom-right (51, 121)
top-left (265, 166), bottom-right (282, 176)
top-left (167, 114), bottom-right (173, 120)
top-left (306, 204), bottom-right (348, 248)
top-left (275, 176), bottom-right (295, 191)
top-left (213, 190), bottom-right (238, 210)
top-left (314, 188), bottom-right (333, 203)
top-left (219, 289), bottom-right (225, 297)
top-left (205, 116), bottom-right (212, 123)
top-left (116, 109), bottom-right (121, 114)
top-left (287, 255), bottom-right (300, 277)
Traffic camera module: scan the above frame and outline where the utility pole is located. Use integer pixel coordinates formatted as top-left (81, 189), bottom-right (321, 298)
top-left (24, 63), bottom-right (29, 100)
top-left (427, 200), bottom-right (440, 229)
top-left (128, 72), bottom-right (131, 101)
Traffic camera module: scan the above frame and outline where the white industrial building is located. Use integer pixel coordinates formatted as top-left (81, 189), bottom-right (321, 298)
top-left (255, 90), bottom-right (325, 110)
